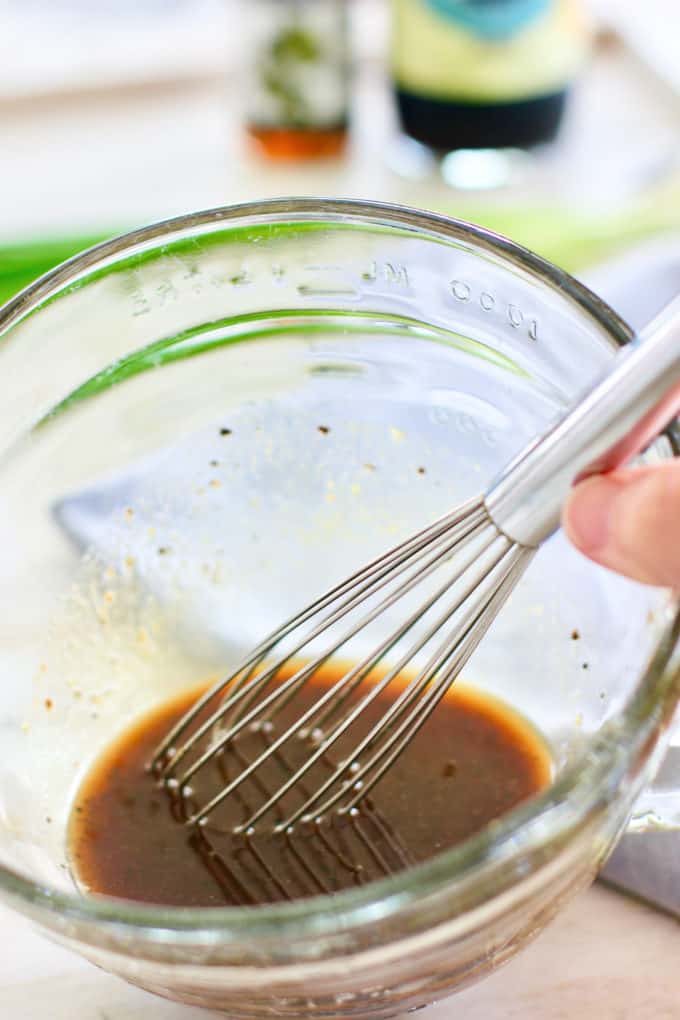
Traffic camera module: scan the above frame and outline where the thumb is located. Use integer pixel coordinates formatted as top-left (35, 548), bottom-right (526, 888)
top-left (562, 461), bottom-right (680, 587)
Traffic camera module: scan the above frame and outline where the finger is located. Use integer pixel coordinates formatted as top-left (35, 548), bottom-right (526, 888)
top-left (562, 460), bottom-right (680, 587)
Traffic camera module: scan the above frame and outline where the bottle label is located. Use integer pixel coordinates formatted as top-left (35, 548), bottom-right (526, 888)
top-left (425, 1), bottom-right (551, 41)
top-left (247, 2), bottom-right (349, 130)
top-left (392, 0), bottom-right (589, 103)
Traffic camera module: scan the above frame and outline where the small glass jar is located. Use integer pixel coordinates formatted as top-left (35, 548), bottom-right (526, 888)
top-left (245, 0), bottom-right (351, 161)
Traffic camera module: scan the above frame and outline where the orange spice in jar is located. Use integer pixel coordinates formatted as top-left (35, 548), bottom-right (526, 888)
top-left (244, 0), bottom-right (351, 162)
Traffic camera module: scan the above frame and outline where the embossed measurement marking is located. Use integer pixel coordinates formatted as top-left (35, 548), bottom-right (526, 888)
top-left (429, 405), bottom-right (499, 448)
top-left (297, 265), bottom-right (359, 299)
top-left (450, 278), bottom-right (539, 342)
top-left (125, 255), bottom-right (413, 316)
top-left (361, 261), bottom-right (410, 289)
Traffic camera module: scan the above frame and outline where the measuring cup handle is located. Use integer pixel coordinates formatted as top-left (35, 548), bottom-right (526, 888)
top-left (485, 295), bottom-right (680, 548)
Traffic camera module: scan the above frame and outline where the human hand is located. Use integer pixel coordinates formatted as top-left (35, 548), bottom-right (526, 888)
top-left (563, 460), bottom-right (680, 588)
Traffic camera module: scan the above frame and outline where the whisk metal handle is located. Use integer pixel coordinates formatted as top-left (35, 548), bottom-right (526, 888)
top-left (485, 295), bottom-right (680, 548)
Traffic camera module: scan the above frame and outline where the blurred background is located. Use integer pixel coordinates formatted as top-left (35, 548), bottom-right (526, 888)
top-left (1, 0), bottom-right (680, 302)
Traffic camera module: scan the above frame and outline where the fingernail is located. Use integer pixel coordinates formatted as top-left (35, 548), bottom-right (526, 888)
top-left (563, 476), bottom-right (621, 554)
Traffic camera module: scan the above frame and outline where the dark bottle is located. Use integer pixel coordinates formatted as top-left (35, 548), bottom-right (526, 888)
top-left (245, 0), bottom-right (351, 161)
top-left (391, 0), bottom-right (589, 154)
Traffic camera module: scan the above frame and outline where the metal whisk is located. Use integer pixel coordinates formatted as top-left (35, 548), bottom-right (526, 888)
top-left (151, 297), bottom-right (680, 835)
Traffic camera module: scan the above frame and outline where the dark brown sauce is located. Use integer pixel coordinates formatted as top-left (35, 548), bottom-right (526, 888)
top-left (69, 665), bottom-right (551, 907)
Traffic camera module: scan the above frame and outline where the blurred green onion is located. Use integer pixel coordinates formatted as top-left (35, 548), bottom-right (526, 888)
top-left (0, 234), bottom-right (108, 307)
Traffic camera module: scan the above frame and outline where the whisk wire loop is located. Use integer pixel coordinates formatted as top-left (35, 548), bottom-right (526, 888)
top-left (151, 497), bottom-right (483, 778)
top-left (182, 512), bottom-right (494, 820)
top-left (188, 522), bottom-right (506, 826)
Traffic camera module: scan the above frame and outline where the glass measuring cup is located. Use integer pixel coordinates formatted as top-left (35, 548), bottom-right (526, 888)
top-left (0, 199), bottom-right (678, 1018)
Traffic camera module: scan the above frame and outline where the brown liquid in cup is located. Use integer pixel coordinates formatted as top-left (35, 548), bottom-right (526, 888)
top-left (69, 664), bottom-right (552, 907)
